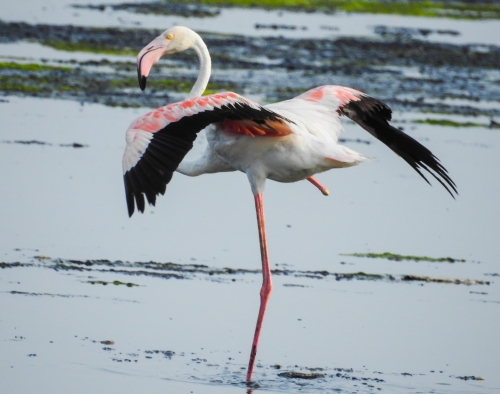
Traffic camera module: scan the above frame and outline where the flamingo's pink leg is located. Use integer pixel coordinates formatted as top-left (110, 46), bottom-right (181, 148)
top-left (307, 176), bottom-right (329, 196)
top-left (246, 193), bottom-right (273, 382)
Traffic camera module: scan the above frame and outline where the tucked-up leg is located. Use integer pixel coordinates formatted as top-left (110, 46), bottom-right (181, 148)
top-left (246, 193), bottom-right (273, 381)
top-left (307, 176), bottom-right (329, 196)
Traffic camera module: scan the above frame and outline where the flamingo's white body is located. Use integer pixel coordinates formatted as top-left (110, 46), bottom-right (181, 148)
top-left (122, 26), bottom-right (456, 382)
top-left (177, 87), bottom-right (368, 192)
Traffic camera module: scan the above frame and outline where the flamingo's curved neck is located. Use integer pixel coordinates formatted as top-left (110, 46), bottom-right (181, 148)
top-left (188, 35), bottom-right (211, 98)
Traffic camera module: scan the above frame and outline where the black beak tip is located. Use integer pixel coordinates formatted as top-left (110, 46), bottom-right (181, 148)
top-left (139, 75), bottom-right (147, 91)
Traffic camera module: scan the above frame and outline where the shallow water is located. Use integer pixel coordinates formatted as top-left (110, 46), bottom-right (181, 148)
top-left (1, 93), bottom-right (499, 393)
top-left (2, 254), bottom-right (499, 393)
top-left (1, 1), bottom-right (500, 393)
top-left (1, 97), bottom-right (499, 270)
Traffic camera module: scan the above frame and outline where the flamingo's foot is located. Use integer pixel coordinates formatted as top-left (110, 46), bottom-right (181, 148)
top-left (306, 176), bottom-right (329, 196)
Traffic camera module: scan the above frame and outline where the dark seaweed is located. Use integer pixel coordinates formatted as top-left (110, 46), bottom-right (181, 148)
top-left (0, 21), bottom-right (499, 117)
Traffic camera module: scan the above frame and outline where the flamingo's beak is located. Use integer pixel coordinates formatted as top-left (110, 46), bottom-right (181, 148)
top-left (136, 36), bottom-right (168, 91)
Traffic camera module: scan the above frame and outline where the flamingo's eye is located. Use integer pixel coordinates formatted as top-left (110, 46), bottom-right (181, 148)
top-left (166, 34), bottom-right (173, 40)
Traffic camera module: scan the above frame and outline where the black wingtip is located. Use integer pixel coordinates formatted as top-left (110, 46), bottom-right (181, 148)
top-left (125, 175), bottom-right (135, 217)
top-left (341, 97), bottom-right (458, 198)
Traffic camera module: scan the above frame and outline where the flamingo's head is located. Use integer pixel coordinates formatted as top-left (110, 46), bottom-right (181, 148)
top-left (136, 26), bottom-right (197, 91)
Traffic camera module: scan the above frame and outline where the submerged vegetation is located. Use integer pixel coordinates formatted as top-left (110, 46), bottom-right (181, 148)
top-left (2, 256), bottom-right (487, 285)
top-left (0, 59), bottom-right (235, 107)
top-left (401, 275), bottom-right (488, 285)
top-left (76, 0), bottom-right (500, 20)
top-left (278, 371), bottom-right (325, 379)
top-left (43, 40), bottom-right (137, 56)
top-left (74, 2), bottom-right (221, 17)
top-left (86, 280), bottom-right (139, 287)
top-left (342, 252), bottom-right (466, 263)
top-left (334, 271), bottom-right (387, 280)
top-left (1, 21), bottom-right (499, 118)
top-left (109, 77), bottom-right (235, 94)
top-left (0, 62), bottom-right (71, 72)
top-left (414, 118), bottom-right (487, 128)
top-left (170, 0), bottom-right (500, 19)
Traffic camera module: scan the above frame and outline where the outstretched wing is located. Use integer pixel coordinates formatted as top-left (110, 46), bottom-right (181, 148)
top-left (299, 85), bottom-right (457, 198)
top-left (122, 92), bottom-right (291, 216)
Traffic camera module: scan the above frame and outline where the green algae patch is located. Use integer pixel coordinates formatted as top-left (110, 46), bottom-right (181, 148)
top-left (7, 256), bottom-right (490, 286)
top-left (171, 0), bottom-right (500, 19)
top-left (414, 118), bottom-right (486, 128)
top-left (2, 22), bottom-right (500, 115)
top-left (75, 2), bottom-right (220, 18)
top-left (9, 290), bottom-right (92, 298)
top-left (0, 82), bottom-right (45, 93)
top-left (86, 280), bottom-right (140, 287)
top-left (43, 40), bottom-right (136, 56)
top-left (342, 252), bottom-right (466, 263)
top-left (401, 275), bottom-right (489, 285)
top-left (0, 75), bottom-right (72, 94)
top-left (334, 271), bottom-right (389, 280)
top-left (0, 62), bottom-right (72, 72)
top-left (456, 376), bottom-right (486, 381)
top-left (340, 1), bottom-right (500, 19)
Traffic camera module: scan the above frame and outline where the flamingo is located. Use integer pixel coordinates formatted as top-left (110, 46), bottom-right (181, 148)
top-left (122, 26), bottom-right (457, 381)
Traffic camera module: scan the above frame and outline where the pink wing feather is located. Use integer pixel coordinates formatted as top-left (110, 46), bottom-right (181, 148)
top-left (122, 92), bottom-right (293, 216)
top-left (123, 92), bottom-right (261, 174)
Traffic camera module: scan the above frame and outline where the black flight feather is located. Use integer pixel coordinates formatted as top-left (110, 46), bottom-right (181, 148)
top-left (340, 96), bottom-right (457, 198)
